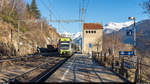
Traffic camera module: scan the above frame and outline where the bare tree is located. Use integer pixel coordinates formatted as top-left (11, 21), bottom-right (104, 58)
top-left (142, 0), bottom-right (150, 17)
top-left (0, 0), bottom-right (4, 12)
top-left (9, 0), bottom-right (16, 16)
top-left (94, 38), bottom-right (102, 52)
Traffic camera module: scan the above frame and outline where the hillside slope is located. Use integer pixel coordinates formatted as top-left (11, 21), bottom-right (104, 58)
top-left (106, 19), bottom-right (150, 55)
top-left (0, 20), bottom-right (60, 57)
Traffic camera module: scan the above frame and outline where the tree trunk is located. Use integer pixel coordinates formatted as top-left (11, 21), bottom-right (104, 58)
top-left (9, 0), bottom-right (16, 16)
top-left (0, 0), bottom-right (4, 13)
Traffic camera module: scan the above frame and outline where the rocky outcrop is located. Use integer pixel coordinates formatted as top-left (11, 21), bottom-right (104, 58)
top-left (0, 20), bottom-right (17, 56)
top-left (0, 20), bottom-right (60, 57)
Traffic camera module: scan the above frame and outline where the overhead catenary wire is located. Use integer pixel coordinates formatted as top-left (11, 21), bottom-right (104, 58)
top-left (39, 0), bottom-right (57, 20)
top-left (39, 0), bottom-right (60, 33)
top-left (39, 1), bottom-right (83, 23)
top-left (39, 0), bottom-right (86, 37)
top-left (49, 0), bottom-right (52, 20)
top-left (78, 0), bottom-right (82, 32)
top-left (84, 0), bottom-right (90, 18)
top-left (82, 0), bottom-right (90, 21)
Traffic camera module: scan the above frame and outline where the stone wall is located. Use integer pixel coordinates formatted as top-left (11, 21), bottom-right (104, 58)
top-left (83, 29), bottom-right (103, 54)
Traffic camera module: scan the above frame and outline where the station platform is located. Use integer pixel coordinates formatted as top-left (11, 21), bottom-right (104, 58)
top-left (46, 54), bottom-right (125, 82)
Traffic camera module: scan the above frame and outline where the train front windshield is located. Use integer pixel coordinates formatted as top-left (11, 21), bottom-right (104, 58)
top-left (60, 44), bottom-right (69, 50)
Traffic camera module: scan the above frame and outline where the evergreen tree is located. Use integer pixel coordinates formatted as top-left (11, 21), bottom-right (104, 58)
top-left (142, 0), bottom-right (150, 17)
top-left (30, 0), bottom-right (41, 19)
top-left (27, 3), bottom-right (31, 13)
top-left (24, 3), bottom-right (32, 19)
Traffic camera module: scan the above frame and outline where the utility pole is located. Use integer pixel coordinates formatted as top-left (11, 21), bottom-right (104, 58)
top-left (11, 29), bottom-right (13, 56)
top-left (133, 19), bottom-right (136, 60)
top-left (40, 22), bottom-right (43, 47)
top-left (133, 18), bottom-right (139, 82)
top-left (128, 17), bottom-right (139, 82)
top-left (81, 8), bottom-right (84, 54)
top-left (112, 31), bottom-right (115, 70)
top-left (41, 22), bottom-right (43, 35)
top-left (11, 29), bottom-right (13, 42)
top-left (113, 31), bottom-right (115, 54)
top-left (17, 21), bottom-right (20, 55)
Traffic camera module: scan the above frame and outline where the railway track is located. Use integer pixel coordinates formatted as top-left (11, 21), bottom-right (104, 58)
top-left (0, 51), bottom-right (59, 63)
top-left (0, 54), bottom-right (39, 63)
top-left (30, 57), bottom-right (69, 82)
top-left (2, 56), bottom-right (70, 83)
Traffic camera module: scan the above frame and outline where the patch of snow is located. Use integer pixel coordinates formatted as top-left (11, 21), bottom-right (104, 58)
top-left (104, 21), bottom-right (134, 31)
top-left (60, 32), bottom-right (74, 38)
top-left (72, 32), bottom-right (82, 40)
top-left (60, 32), bottom-right (82, 40)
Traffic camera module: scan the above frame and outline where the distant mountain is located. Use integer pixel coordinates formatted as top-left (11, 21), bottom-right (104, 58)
top-left (60, 21), bottom-right (134, 44)
top-left (60, 32), bottom-right (82, 44)
top-left (73, 32), bottom-right (82, 45)
top-left (107, 19), bottom-right (150, 54)
top-left (104, 21), bottom-right (134, 34)
top-left (122, 19), bottom-right (150, 54)
top-left (60, 19), bottom-right (150, 55)
top-left (60, 32), bottom-right (74, 38)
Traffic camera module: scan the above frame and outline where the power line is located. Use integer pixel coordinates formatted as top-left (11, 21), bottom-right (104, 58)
top-left (48, 19), bottom-right (84, 23)
top-left (78, 0), bottom-right (82, 32)
top-left (80, 0), bottom-right (89, 21)
top-left (84, 0), bottom-right (90, 18)
top-left (79, 0), bottom-right (82, 20)
top-left (39, 0), bottom-right (57, 20)
top-left (38, 0), bottom-right (86, 35)
top-left (49, 0), bottom-right (52, 20)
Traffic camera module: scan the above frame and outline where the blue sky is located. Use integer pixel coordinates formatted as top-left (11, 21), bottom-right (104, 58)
top-left (26, 0), bottom-right (149, 34)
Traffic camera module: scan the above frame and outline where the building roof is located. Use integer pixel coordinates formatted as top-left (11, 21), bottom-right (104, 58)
top-left (83, 23), bottom-right (103, 30)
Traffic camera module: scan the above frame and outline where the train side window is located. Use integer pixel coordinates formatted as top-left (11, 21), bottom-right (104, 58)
top-left (94, 31), bottom-right (96, 33)
top-left (91, 31), bottom-right (93, 33)
top-left (88, 31), bottom-right (90, 33)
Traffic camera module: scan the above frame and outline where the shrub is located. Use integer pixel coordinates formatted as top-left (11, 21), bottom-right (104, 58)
top-left (20, 25), bottom-right (26, 33)
top-left (0, 14), bottom-right (26, 33)
top-left (0, 14), bottom-right (18, 28)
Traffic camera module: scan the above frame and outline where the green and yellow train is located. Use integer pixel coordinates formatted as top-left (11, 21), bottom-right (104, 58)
top-left (58, 37), bottom-right (76, 56)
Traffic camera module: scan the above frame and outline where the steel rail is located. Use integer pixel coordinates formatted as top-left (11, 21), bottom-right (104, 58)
top-left (4, 56), bottom-right (69, 83)
top-left (6, 59), bottom-right (55, 83)
top-left (0, 54), bottom-right (38, 63)
top-left (31, 58), bottom-right (68, 82)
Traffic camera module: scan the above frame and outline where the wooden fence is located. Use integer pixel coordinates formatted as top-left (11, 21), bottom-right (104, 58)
top-left (92, 51), bottom-right (150, 82)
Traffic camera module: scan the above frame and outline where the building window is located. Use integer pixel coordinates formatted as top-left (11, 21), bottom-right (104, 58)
top-left (86, 31), bottom-right (88, 33)
top-left (88, 31), bottom-right (90, 33)
top-left (91, 31), bottom-right (93, 33)
top-left (94, 31), bottom-right (96, 33)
